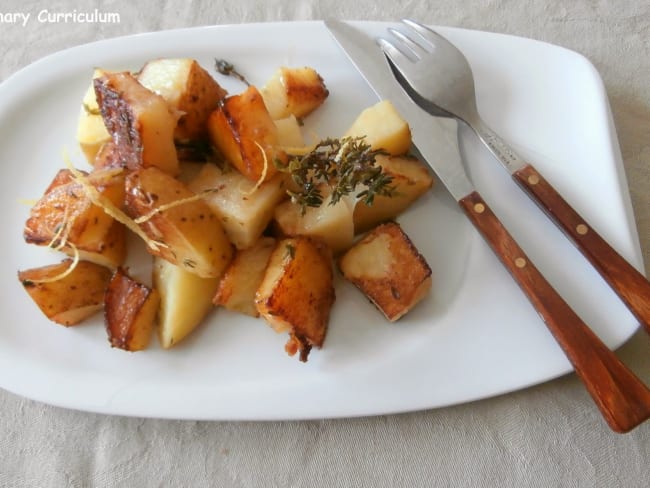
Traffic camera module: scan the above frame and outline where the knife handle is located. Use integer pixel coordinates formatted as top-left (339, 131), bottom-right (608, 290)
top-left (459, 190), bottom-right (650, 433)
top-left (512, 164), bottom-right (650, 335)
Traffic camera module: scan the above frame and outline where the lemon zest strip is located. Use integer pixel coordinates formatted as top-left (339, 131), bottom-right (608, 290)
top-left (62, 152), bottom-right (165, 253)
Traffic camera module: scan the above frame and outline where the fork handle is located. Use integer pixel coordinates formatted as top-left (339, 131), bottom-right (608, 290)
top-left (459, 190), bottom-right (650, 433)
top-left (473, 117), bottom-right (650, 335)
top-left (512, 164), bottom-right (650, 335)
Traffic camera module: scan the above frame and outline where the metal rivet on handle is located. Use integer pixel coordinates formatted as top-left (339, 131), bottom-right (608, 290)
top-left (528, 174), bottom-right (540, 185)
top-left (576, 224), bottom-right (589, 235)
top-left (474, 203), bottom-right (485, 213)
top-left (515, 257), bottom-right (527, 268)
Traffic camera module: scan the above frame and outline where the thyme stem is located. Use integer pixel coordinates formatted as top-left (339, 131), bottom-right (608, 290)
top-left (214, 59), bottom-right (250, 86)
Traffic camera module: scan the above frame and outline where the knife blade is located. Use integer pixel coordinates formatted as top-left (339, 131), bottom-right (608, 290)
top-left (323, 19), bottom-right (650, 433)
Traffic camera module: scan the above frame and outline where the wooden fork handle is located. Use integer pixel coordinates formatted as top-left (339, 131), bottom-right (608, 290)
top-left (459, 190), bottom-right (650, 433)
top-left (512, 164), bottom-right (650, 335)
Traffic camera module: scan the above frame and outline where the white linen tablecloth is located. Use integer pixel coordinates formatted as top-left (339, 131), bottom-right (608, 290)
top-left (1, 1), bottom-right (649, 486)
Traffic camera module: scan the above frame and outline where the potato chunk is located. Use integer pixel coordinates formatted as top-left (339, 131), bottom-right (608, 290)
top-left (260, 66), bottom-right (329, 120)
top-left (214, 237), bottom-right (276, 316)
top-left (94, 72), bottom-right (179, 175)
top-left (274, 115), bottom-right (305, 148)
top-left (138, 58), bottom-right (227, 141)
top-left (255, 237), bottom-right (335, 361)
top-left (207, 85), bottom-right (285, 183)
top-left (272, 187), bottom-right (355, 254)
top-left (339, 222), bottom-right (431, 321)
top-left (93, 141), bottom-right (125, 170)
top-left (124, 167), bottom-right (233, 278)
top-left (23, 168), bottom-right (127, 268)
top-left (105, 267), bottom-right (159, 351)
top-left (353, 154), bottom-right (434, 233)
top-left (77, 68), bottom-right (112, 163)
top-left (153, 257), bottom-right (220, 349)
top-left (344, 100), bottom-right (412, 155)
top-left (18, 259), bottom-right (112, 326)
top-left (187, 163), bottom-right (287, 250)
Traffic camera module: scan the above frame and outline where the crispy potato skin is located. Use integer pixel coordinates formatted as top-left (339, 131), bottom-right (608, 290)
top-left (93, 141), bottom-right (126, 170)
top-left (207, 85), bottom-right (285, 183)
top-left (104, 267), bottom-right (159, 351)
top-left (94, 72), bottom-right (179, 175)
top-left (77, 68), bottom-right (112, 164)
top-left (339, 222), bottom-right (432, 321)
top-left (255, 237), bottom-right (335, 361)
top-left (261, 67), bottom-right (329, 120)
top-left (124, 167), bottom-right (233, 278)
top-left (138, 58), bottom-right (227, 141)
top-left (23, 168), bottom-right (127, 268)
top-left (18, 259), bottom-right (112, 326)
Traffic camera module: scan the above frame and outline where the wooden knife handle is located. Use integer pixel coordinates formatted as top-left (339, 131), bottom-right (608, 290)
top-left (459, 190), bottom-right (650, 433)
top-left (513, 163), bottom-right (650, 335)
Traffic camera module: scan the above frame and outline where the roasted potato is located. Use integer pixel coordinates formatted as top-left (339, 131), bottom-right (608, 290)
top-left (339, 222), bottom-right (432, 321)
top-left (255, 237), bottom-right (335, 361)
top-left (104, 267), bottom-right (159, 351)
top-left (260, 66), bottom-right (329, 120)
top-left (124, 167), bottom-right (233, 278)
top-left (353, 154), bottom-right (435, 233)
top-left (77, 68), bottom-right (112, 163)
top-left (214, 237), bottom-right (276, 316)
top-left (187, 163), bottom-right (287, 250)
top-left (23, 167), bottom-right (127, 268)
top-left (153, 257), bottom-right (220, 349)
top-left (207, 85), bottom-right (285, 183)
top-left (18, 259), bottom-right (112, 326)
top-left (344, 100), bottom-right (412, 156)
top-left (274, 114), bottom-right (305, 149)
top-left (137, 58), bottom-right (227, 142)
top-left (93, 141), bottom-right (126, 170)
top-left (272, 186), bottom-right (355, 254)
top-left (94, 72), bottom-right (179, 176)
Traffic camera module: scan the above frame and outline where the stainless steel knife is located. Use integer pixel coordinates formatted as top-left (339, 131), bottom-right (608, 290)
top-left (323, 19), bottom-right (650, 433)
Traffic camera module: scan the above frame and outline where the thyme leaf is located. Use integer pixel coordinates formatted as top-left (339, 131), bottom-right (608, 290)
top-left (276, 136), bottom-right (395, 215)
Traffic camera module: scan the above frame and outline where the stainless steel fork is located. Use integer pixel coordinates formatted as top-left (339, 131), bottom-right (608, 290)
top-left (376, 20), bottom-right (650, 433)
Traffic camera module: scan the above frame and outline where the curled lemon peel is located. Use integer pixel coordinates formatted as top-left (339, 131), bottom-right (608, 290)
top-left (48, 207), bottom-right (72, 251)
top-left (279, 144), bottom-right (317, 157)
top-left (240, 141), bottom-right (269, 197)
top-left (27, 204), bottom-right (81, 284)
top-left (28, 245), bottom-right (81, 284)
top-left (133, 189), bottom-right (218, 224)
top-left (62, 150), bottom-right (166, 253)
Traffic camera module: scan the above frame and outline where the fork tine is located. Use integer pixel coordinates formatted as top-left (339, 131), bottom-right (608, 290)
top-left (401, 18), bottom-right (444, 48)
top-left (377, 37), bottom-right (415, 66)
top-left (386, 28), bottom-right (429, 60)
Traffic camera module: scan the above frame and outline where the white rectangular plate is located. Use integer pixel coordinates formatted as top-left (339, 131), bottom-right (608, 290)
top-left (0, 21), bottom-right (642, 420)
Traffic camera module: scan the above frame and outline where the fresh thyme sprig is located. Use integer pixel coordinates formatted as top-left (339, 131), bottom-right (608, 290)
top-left (214, 59), bottom-right (250, 86)
top-left (276, 136), bottom-right (395, 214)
